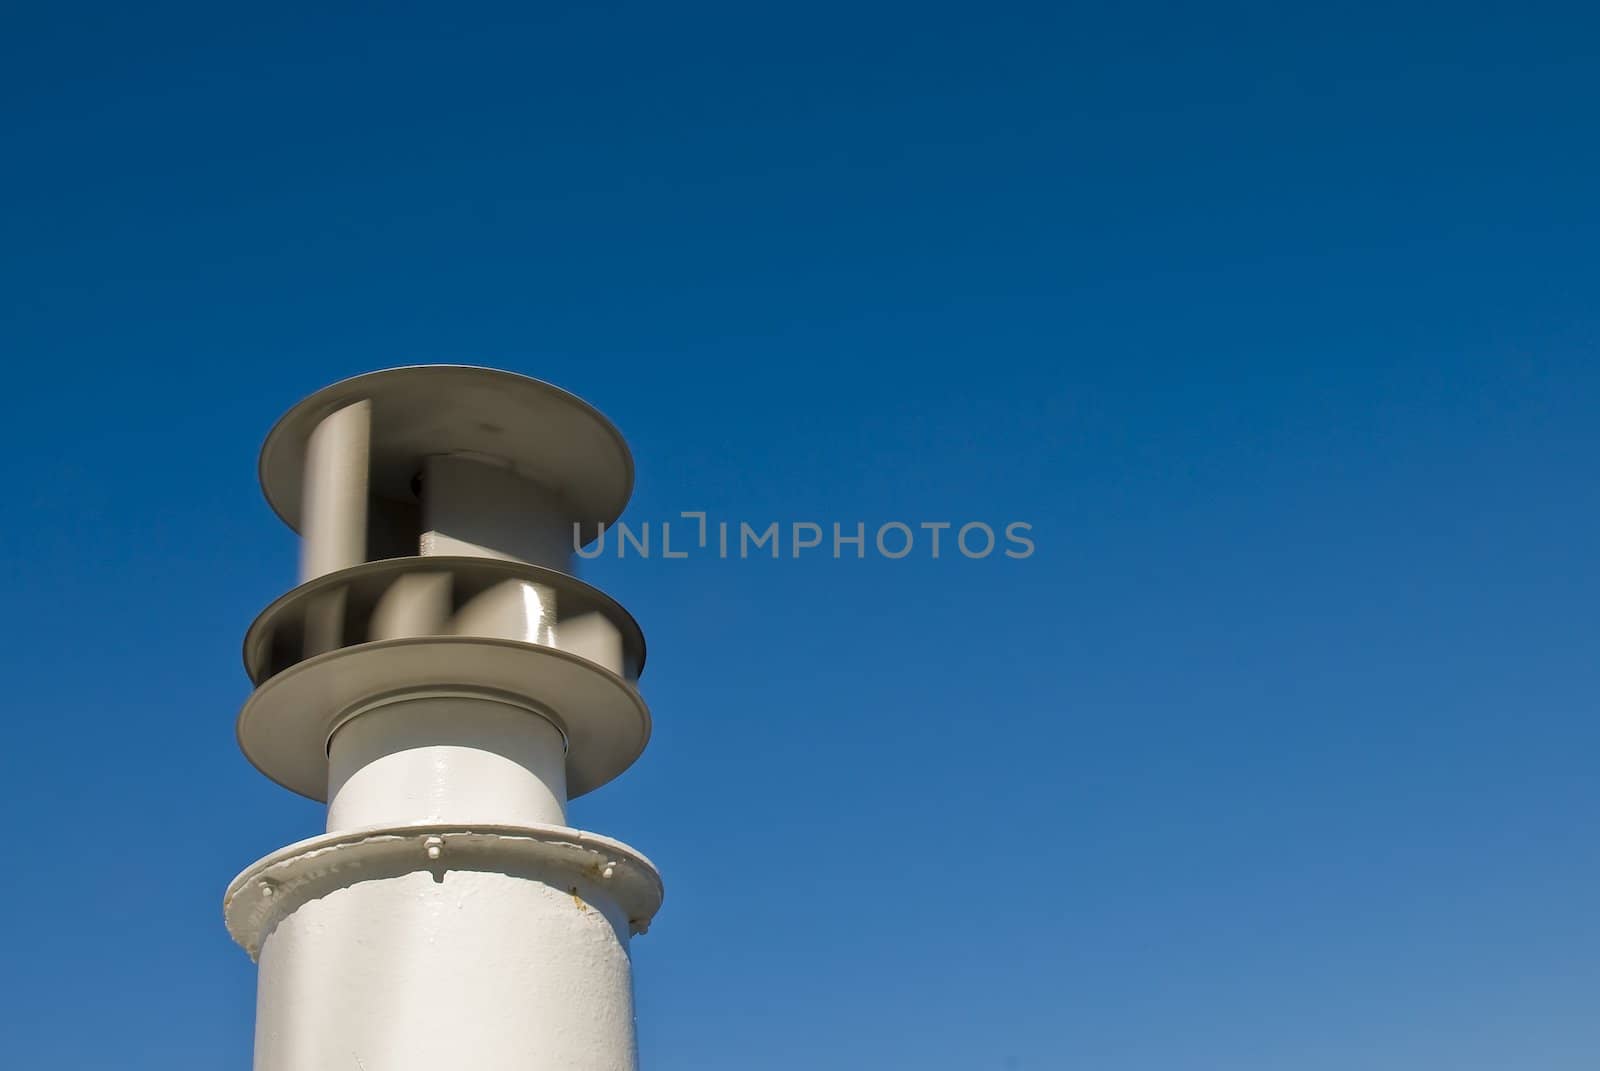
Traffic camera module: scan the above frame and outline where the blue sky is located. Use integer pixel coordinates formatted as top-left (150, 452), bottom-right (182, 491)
top-left (3, 2), bottom-right (1599, 1067)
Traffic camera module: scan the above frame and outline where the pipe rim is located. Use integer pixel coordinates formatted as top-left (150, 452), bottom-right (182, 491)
top-left (224, 823), bottom-right (664, 957)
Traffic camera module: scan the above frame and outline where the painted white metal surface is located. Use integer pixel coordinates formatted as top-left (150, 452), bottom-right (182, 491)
top-left (227, 824), bottom-right (663, 953)
top-left (298, 400), bottom-right (370, 582)
top-left (326, 694), bottom-right (569, 831)
top-left (451, 577), bottom-right (560, 647)
top-left (229, 825), bottom-right (661, 1071)
top-left (421, 452), bottom-right (576, 569)
top-left (228, 367), bottom-right (662, 1070)
top-left (253, 871), bottom-right (638, 1071)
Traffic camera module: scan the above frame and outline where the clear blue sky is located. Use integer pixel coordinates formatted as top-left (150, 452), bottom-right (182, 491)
top-left (3, 3), bottom-right (1598, 1068)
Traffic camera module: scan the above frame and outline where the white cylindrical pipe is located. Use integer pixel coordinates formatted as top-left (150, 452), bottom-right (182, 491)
top-left (556, 611), bottom-right (626, 677)
top-left (368, 572), bottom-right (453, 641)
top-left (300, 400), bottom-right (371, 582)
top-left (253, 868), bottom-right (639, 1071)
top-left (326, 695), bottom-right (568, 832)
top-left (451, 578), bottom-right (558, 647)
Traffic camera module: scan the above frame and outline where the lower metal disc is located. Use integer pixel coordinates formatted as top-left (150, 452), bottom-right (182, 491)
top-left (236, 635), bottom-right (651, 801)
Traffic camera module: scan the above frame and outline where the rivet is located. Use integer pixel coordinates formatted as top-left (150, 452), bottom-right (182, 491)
top-left (423, 836), bottom-right (445, 860)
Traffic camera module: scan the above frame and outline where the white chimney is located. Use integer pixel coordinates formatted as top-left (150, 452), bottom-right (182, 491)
top-left (225, 366), bottom-right (661, 1071)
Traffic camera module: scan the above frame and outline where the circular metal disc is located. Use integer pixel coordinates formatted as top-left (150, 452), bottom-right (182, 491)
top-left (236, 636), bottom-right (652, 801)
top-left (259, 365), bottom-right (635, 533)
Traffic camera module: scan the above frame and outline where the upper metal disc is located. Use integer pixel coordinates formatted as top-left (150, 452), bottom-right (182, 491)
top-left (259, 365), bottom-right (635, 534)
